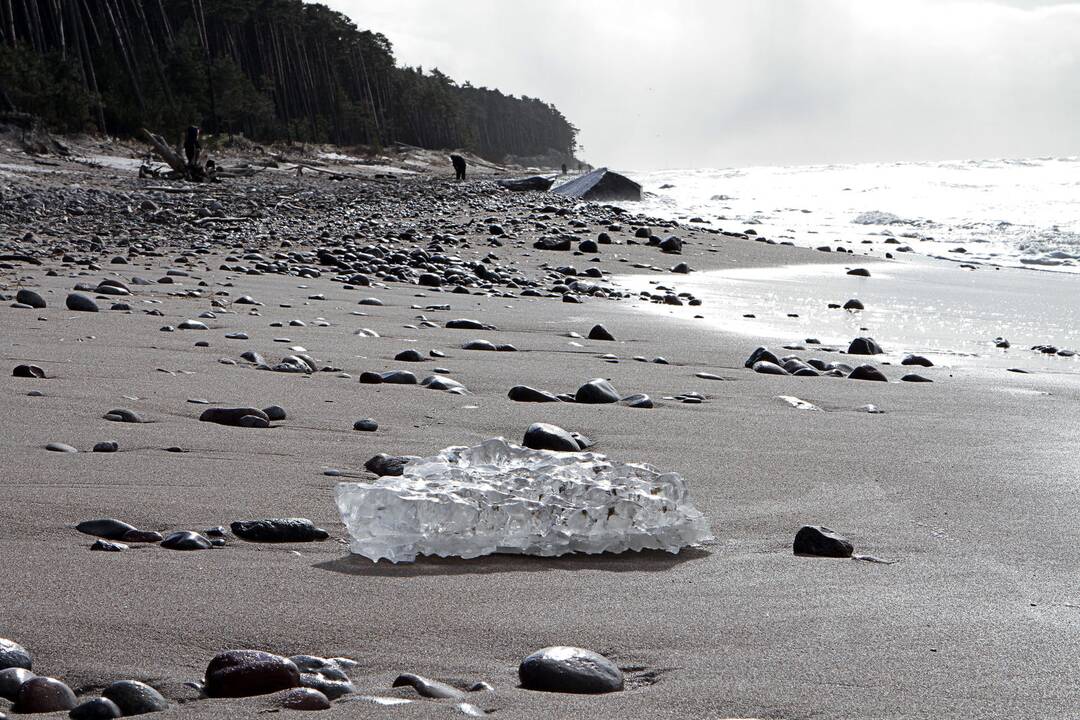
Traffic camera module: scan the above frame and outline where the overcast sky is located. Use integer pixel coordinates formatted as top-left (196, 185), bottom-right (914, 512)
top-left (321, 0), bottom-right (1080, 170)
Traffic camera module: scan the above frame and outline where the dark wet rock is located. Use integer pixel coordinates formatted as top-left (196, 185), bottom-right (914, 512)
top-left (794, 525), bottom-right (854, 558)
top-left (752, 361), bottom-right (789, 376)
top-left (12, 364), bottom-right (45, 378)
top-left (508, 385), bottom-right (560, 403)
top-left (204, 650), bottom-right (301, 698)
top-left (160, 531), bottom-right (213, 550)
top-left (523, 423), bottom-right (587, 452)
top-left (659, 236), bottom-right (682, 254)
top-left (263, 405), bottom-right (287, 422)
top-left (70, 697), bottom-right (123, 720)
top-left (670, 262), bottom-right (691, 273)
top-left (199, 407), bottom-right (271, 427)
top-left (620, 393), bottom-right (653, 409)
top-left (445, 319), bottom-right (494, 330)
top-left (90, 539), bottom-right (127, 552)
top-left (101, 680), bottom-right (168, 715)
top-left (579, 239), bottom-right (599, 253)
top-left (745, 346), bottom-right (781, 368)
top-left (587, 324), bottom-right (615, 341)
top-left (0, 667), bottom-right (35, 701)
top-left (847, 268), bottom-right (871, 277)
top-left (288, 657), bottom-right (350, 681)
top-left (995, 337), bottom-right (1011, 349)
top-left (518, 646), bottom-right (624, 694)
top-left (901, 354), bottom-right (934, 367)
top-left (103, 408), bottom-right (145, 423)
top-left (353, 418), bottom-right (378, 432)
top-left (849, 364), bottom-right (888, 382)
top-left (842, 298), bottom-right (864, 310)
top-left (65, 293), bottom-right (99, 312)
top-left (16, 290), bottom-right (46, 309)
top-left (901, 374), bottom-right (933, 383)
top-left (92, 441), bottom-right (119, 453)
top-left (120, 530), bottom-right (162, 543)
top-left (394, 349), bottom-right (424, 362)
top-left (14, 677), bottom-right (77, 713)
top-left (364, 454), bottom-right (416, 477)
top-left (575, 378), bottom-right (620, 404)
top-left (296, 673), bottom-right (354, 700)
top-left (847, 337), bottom-right (883, 355)
top-left (280, 687), bottom-right (331, 710)
top-left (230, 519), bottom-right (329, 543)
top-left (358, 371), bottom-right (384, 384)
top-left (462, 340), bottom-right (498, 351)
top-left (77, 518), bottom-right (138, 540)
top-left (420, 375), bottom-right (467, 393)
top-left (533, 237), bottom-right (571, 251)
top-left (392, 674), bottom-right (464, 700)
top-left (178, 320), bottom-right (208, 330)
top-left (0, 640), bottom-right (31, 672)
top-left (380, 370), bottom-right (418, 385)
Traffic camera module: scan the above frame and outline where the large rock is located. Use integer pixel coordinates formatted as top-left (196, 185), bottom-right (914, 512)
top-left (574, 378), bottom-right (620, 404)
top-left (552, 168), bottom-right (642, 202)
top-left (849, 364), bottom-right (887, 382)
top-left (0, 668), bottom-right (35, 701)
top-left (497, 176), bottom-right (554, 192)
top-left (65, 293), bottom-right (99, 312)
top-left (101, 680), bottom-right (168, 715)
top-left (744, 346), bottom-right (781, 368)
top-left (847, 337), bottom-right (883, 355)
top-left (204, 650), bottom-right (301, 698)
top-left (230, 519), bottom-right (329, 543)
top-left (0, 639), bottom-right (31, 671)
top-left (518, 646), bottom-right (624, 694)
top-left (14, 677), bottom-right (77, 713)
top-left (793, 525), bottom-right (854, 558)
top-left (523, 423), bottom-right (585, 452)
top-left (587, 324), bottom-right (615, 341)
top-left (16, 289), bottom-right (46, 308)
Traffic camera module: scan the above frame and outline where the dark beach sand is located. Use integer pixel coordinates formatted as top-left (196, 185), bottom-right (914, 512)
top-left (2, 156), bottom-right (1078, 719)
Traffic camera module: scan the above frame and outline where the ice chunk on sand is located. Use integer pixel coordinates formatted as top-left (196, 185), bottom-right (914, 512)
top-left (335, 438), bottom-right (713, 563)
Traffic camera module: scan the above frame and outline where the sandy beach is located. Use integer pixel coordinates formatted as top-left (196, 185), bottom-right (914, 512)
top-left (3, 146), bottom-right (1080, 720)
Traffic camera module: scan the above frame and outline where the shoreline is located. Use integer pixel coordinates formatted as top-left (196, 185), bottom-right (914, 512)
top-left (2, 146), bottom-right (1079, 719)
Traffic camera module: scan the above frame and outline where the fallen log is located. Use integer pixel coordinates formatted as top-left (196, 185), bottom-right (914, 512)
top-left (140, 128), bottom-right (187, 176)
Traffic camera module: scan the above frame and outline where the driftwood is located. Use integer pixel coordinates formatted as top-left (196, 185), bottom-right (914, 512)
top-left (139, 128), bottom-right (214, 182)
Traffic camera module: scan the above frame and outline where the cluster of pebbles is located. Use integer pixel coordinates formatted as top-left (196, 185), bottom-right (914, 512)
top-left (0, 638), bottom-right (626, 717)
top-left (744, 338), bottom-right (935, 383)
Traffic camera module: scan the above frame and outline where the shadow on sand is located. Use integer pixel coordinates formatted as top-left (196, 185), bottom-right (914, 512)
top-left (314, 546), bottom-right (711, 577)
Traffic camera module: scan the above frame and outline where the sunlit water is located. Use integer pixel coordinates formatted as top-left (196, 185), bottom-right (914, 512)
top-left (614, 157), bottom-right (1080, 272)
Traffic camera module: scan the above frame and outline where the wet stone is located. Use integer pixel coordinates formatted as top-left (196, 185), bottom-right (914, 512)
top-left (46, 442), bottom-right (78, 453)
top-left (518, 647), bottom-right (624, 694)
top-left (794, 525), bottom-right (854, 558)
top-left (90, 540), bottom-right (128, 552)
top-left (66, 293), bottom-right (99, 312)
top-left (280, 687), bottom-right (331, 711)
top-left (101, 680), bottom-right (169, 715)
top-left (12, 364), bottom-right (45, 379)
top-left (847, 337), bottom-right (883, 355)
top-left (77, 518), bottom-right (138, 540)
top-left (0, 667), bottom-right (35, 701)
top-left (523, 423), bottom-right (585, 452)
top-left (14, 677), bottom-right (77, 713)
top-left (160, 531), bottom-right (213, 551)
top-left (70, 697), bottom-right (123, 720)
top-left (103, 408), bottom-right (144, 423)
top-left (230, 519), bottom-right (329, 543)
top-left (199, 407), bottom-right (271, 427)
top-left (0, 640), bottom-right (31, 671)
top-left (92, 441), bottom-right (119, 453)
top-left (353, 418), bottom-right (378, 432)
top-left (849, 365), bottom-right (887, 382)
top-left (392, 674), bottom-right (464, 700)
top-left (16, 289), bottom-right (46, 309)
top-left (508, 385), bottom-right (560, 403)
top-left (204, 650), bottom-right (301, 698)
top-left (574, 378), bottom-right (620, 404)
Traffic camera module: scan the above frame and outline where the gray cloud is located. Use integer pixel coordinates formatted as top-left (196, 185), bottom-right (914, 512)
top-left (323, 0), bottom-right (1080, 169)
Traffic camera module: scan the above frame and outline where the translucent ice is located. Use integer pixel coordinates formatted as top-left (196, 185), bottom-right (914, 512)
top-left (335, 437), bottom-right (713, 563)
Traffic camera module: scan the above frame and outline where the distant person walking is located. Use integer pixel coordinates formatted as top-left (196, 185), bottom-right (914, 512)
top-left (184, 125), bottom-right (201, 166)
top-left (561, 163), bottom-right (568, 175)
top-left (450, 154), bottom-right (466, 181)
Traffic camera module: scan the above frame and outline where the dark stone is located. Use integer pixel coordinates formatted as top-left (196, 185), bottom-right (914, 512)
top-left (394, 349), bottom-right (424, 362)
top-left (263, 405), bottom-right (287, 422)
top-left (392, 674), bottom-right (464, 700)
top-left (14, 677), bottom-right (77, 713)
top-left (901, 355), bottom-right (934, 367)
top-left (92, 441), bottom-right (119, 453)
top-left (445, 319), bottom-right (493, 330)
top-left (230, 519), bottom-right (329, 543)
top-left (518, 646), bottom-right (624, 694)
top-left (587, 324), bottom-right (615, 341)
top-left (16, 290), bottom-right (46, 309)
top-left (12, 364), bottom-right (45, 379)
top-left (353, 418), bottom-right (378, 432)
top-left (199, 407), bottom-right (271, 427)
top-left (462, 340), bottom-right (498, 351)
top-left (508, 385), bottom-right (560, 403)
top-left (620, 393), bottom-right (653, 409)
top-left (744, 346), bottom-right (781, 368)
top-left (90, 539), bottom-right (127, 552)
top-left (552, 168), bottom-right (642, 202)
top-left (523, 423), bottom-right (583, 452)
top-left (752, 361), bottom-right (789, 376)
top-left (793, 525), bottom-right (854, 557)
top-left (103, 408), bottom-right (145, 423)
top-left (417, 273), bottom-right (442, 288)
top-left (849, 364), bottom-right (888, 382)
top-left (101, 680), bottom-right (168, 715)
top-left (574, 378), bottom-right (620, 404)
top-left (204, 650), bottom-right (301, 698)
top-left (0, 668), bottom-right (35, 701)
top-left (70, 698), bottom-right (123, 720)
top-left (847, 337), bottom-right (883, 355)
top-left (358, 371), bottom-right (384, 384)
top-left (65, 293), bottom-right (99, 312)
top-left (846, 268), bottom-right (871, 277)
top-left (380, 370), bottom-right (418, 384)
top-left (45, 442), bottom-right (78, 453)
top-left (842, 298), bottom-right (864, 310)
top-left (238, 414), bottom-right (270, 429)
top-left (364, 454), bottom-right (414, 476)
top-left (497, 176), bottom-right (554, 192)
top-left (901, 374), bottom-right (933, 383)
top-left (77, 518), bottom-right (138, 540)
top-left (659, 236), bottom-right (682, 254)
top-left (160, 531), bottom-right (213, 550)
top-left (120, 530), bottom-right (162, 543)
top-left (533, 237), bottom-right (571, 251)
top-left (280, 687), bottom-right (331, 710)
top-left (578, 239), bottom-right (599, 253)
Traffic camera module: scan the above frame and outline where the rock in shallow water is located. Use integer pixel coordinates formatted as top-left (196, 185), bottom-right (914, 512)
top-left (0, 640), bottom-right (31, 671)
top-left (204, 650), bottom-right (301, 698)
top-left (793, 525), bottom-right (854, 558)
top-left (518, 646), bottom-right (624, 694)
